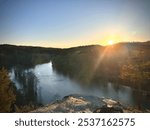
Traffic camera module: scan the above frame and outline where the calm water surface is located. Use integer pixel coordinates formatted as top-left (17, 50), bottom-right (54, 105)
top-left (9, 62), bottom-right (150, 109)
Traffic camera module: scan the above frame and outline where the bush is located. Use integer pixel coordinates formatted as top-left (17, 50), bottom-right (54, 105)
top-left (0, 68), bottom-right (16, 112)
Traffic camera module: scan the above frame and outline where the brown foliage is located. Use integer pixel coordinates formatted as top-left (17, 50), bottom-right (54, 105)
top-left (0, 68), bottom-right (16, 112)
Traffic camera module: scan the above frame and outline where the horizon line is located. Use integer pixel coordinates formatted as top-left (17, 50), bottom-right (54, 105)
top-left (0, 40), bottom-right (150, 49)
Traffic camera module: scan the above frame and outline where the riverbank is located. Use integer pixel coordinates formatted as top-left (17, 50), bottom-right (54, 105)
top-left (31, 94), bottom-right (149, 113)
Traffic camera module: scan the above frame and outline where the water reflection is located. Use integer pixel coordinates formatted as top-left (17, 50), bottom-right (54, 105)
top-left (9, 62), bottom-right (150, 109)
top-left (10, 67), bottom-right (38, 105)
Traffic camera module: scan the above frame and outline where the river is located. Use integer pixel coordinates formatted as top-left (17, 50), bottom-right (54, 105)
top-left (9, 62), bottom-right (150, 109)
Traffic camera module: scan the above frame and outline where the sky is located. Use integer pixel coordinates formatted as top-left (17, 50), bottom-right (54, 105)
top-left (0, 0), bottom-right (150, 48)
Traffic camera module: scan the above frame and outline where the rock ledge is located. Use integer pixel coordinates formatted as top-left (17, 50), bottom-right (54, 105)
top-left (31, 94), bottom-right (145, 113)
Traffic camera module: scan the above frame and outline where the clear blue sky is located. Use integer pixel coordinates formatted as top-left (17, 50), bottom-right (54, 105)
top-left (0, 0), bottom-right (150, 48)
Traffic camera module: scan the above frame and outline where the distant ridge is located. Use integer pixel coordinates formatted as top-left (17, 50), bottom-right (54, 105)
top-left (0, 41), bottom-right (150, 50)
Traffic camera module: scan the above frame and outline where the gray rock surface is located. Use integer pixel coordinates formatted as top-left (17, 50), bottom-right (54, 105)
top-left (31, 94), bottom-right (125, 113)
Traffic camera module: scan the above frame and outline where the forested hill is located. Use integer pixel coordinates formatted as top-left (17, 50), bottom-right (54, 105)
top-left (0, 44), bottom-right (61, 68)
top-left (0, 41), bottom-right (149, 56)
top-left (52, 42), bottom-right (150, 91)
top-left (0, 44), bottom-right (61, 53)
top-left (0, 42), bottom-right (150, 91)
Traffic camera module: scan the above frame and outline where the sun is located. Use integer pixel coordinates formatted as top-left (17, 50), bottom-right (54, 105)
top-left (108, 40), bottom-right (114, 45)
